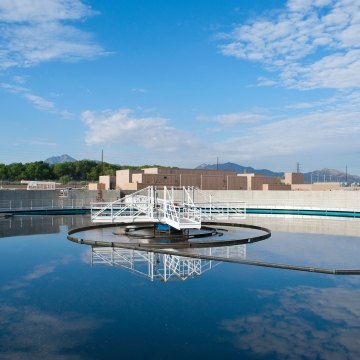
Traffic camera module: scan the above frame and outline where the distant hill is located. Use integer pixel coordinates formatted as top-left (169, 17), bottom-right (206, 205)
top-left (196, 163), bottom-right (360, 184)
top-left (44, 154), bottom-right (77, 164)
top-left (196, 162), bottom-right (284, 177)
top-left (304, 168), bottom-right (360, 184)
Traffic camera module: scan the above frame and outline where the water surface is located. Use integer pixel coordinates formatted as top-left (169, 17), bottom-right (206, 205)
top-left (1, 215), bottom-right (360, 359)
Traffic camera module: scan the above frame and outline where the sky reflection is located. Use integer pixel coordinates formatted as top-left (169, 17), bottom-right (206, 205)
top-left (220, 284), bottom-right (360, 359)
top-left (0, 303), bottom-right (102, 360)
top-left (1, 215), bottom-right (360, 359)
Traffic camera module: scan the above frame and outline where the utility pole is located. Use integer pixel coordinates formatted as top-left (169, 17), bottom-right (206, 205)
top-left (346, 165), bottom-right (348, 184)
top-left (101, 149), bottom-right (104, 176)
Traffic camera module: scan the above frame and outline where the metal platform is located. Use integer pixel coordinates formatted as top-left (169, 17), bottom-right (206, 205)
top-left (91, 186), bottom-right (246, 230)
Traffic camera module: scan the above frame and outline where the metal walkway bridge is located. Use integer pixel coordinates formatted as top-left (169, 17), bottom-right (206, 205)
top-left (91, 186), bottom-right (246, 230)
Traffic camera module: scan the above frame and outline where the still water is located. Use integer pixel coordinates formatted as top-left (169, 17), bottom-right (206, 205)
top-left (1, 215), bottom-right (360, 359)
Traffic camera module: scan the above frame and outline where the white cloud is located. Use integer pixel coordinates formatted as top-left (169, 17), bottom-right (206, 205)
top-left (82, 108), bottom-right (201, 152)
top-left (290, 50), bottom-right (360, 89)
top-left (0, 82), bottom-right (71, 116)
top-left (80, 104), bottom-right (360, 170)
top-left (214, 109), bottom-right (360, 161)
top-left (198, 112), bottom-right (267, 126)
top-left (131, 88), bottom-right (148, 94)
top-left (12, 74), bottom-right (28, 84)
top-left (0, 0), bottom-right (95, 23)
top-left (23, 93), bottom-right (56, 112)
top-left (219, 0), bottom-right (360, 89)
top-left (0, 0), bottom-right (105, 69)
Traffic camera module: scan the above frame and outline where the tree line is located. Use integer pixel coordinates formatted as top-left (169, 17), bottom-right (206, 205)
top-left (0, 160), bottom-right (147, 184)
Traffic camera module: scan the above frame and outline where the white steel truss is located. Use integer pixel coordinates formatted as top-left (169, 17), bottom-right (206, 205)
top-left (185, 187), bottom-right (247, 221)
top-left (91, 186), bottom-right (157, 224)
top-left (90, 245), bottom-right (246, 282)
top-left (91, 186), bottom-right (246, 229)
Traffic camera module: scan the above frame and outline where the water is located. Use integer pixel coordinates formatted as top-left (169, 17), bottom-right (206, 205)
top-left (1, 215), bottom-right (360, 359)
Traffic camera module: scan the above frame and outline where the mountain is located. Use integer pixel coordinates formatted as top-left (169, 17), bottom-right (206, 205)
top-left (197, 163), bottom-right (360, 184)
top-left (44, 154), bottom-right (77, 164)
top-left (196, 162), bottom-right (284, 177)
top-left (304, 168), bottom-right (360, 184)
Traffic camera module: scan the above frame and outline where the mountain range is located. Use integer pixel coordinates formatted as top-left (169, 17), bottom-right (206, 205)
top-left (196, 162), bottom-right (360, 184)
top-left (196, 162), bottom-right (284, 177)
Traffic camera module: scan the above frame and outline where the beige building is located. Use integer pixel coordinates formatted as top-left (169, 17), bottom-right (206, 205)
top-left (291, 182), bottom-right (342, 191)
top-left (285, 172), bottom-right (304, 185)
top-left (237, 173), bottom-right (280, 190)
top-left (97, 167), bottom-right (341, 192)
top-left (99, 175), bottom-right (116, 190)
top-left (113, 167), bottom-right (288, 191)
top-left (284, 172), bottom-right (342, 191)
top-left (88, 182), bottom-right (105, 190)
top-left (115, 167), bottom-right (248, 191)
top-left (263, 184), bottom-right (291, 191)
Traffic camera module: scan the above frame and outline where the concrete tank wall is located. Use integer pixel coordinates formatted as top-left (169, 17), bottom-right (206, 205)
top-left (2, 188), bottom-right (359, 212)
top-left (200, 190), bottom-right (360, 211)
top-left (0, 189), bottom-right (120, 206)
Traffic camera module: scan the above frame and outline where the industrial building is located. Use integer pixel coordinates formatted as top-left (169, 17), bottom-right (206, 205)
top-left (115, 167), bottom-right (245, 191)
top-left (94, 167), bottom-right (296, 191)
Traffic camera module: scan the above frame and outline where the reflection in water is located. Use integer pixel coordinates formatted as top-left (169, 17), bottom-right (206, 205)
top-left (74, 221), bottom-right (360, 274)
top-left (90, 245), bottom-right (246, 282)
top-left (220, 284), bottom-right (360, 359)
top-left (0, 215), bottom-right (91, 238)
top-left (0, 304), bottom-right (102, 360)
top-left (2, 215), bottom-right (360, 359)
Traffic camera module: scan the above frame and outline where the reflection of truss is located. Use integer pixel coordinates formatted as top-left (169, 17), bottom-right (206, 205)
top-left (90, 245), bottom-right (246, 282)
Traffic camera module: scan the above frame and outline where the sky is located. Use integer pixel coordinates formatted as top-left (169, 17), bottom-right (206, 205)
top-left (0, 0), bottom-right (360, 175)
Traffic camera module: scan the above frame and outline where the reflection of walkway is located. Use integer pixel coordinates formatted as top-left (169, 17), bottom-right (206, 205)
top-left (90, 245), bottom-right (246, 282)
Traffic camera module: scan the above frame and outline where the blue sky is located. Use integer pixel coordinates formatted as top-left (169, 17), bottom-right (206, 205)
top-left (1, 0), bottom-right (360, 174)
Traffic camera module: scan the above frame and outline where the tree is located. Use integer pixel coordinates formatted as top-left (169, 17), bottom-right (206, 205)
top-left (53, 162), bottom-right (76, 181)
top-left (24, 161), bottom-right (54, 180)
top-left (6, 163), bottom-right (26, 181)
top-left (0, 163), bottom-right (8, 181)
